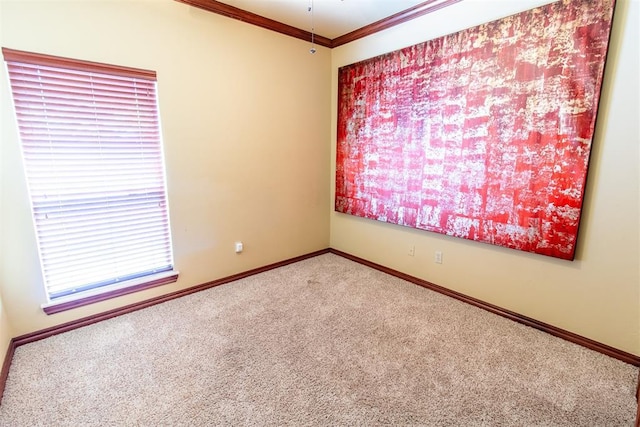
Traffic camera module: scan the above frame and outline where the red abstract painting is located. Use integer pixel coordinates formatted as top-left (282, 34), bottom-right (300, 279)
top-left (335, 0), bottom-right (616, 260)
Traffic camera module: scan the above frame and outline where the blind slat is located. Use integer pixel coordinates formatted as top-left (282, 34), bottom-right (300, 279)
top-left (4, 49), bottom-right (174, 300)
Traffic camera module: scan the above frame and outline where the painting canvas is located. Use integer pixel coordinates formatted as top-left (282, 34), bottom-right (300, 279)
top-left (335, 0), bottom-right (616, 260)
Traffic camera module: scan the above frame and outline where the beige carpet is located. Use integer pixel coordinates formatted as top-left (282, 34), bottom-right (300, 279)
top-left (0, 253), bottom-right (637, 426)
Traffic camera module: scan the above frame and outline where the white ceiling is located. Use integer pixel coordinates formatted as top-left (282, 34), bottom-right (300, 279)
top-left (214, 0), bottom-right (430, 40)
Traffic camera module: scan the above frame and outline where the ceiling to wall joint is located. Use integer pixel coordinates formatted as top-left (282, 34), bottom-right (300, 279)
top-left (174, 0), bottom-right (462, 48)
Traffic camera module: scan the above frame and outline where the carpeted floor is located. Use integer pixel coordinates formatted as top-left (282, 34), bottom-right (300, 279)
top-left (0, 253), bottom-right (637, 426)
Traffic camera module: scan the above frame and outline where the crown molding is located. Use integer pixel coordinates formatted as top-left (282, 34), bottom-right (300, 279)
top-left (175, 0), bottom-right (332, 47)
top-left (332, 0), bottom-right (462, 47)
top-left (175, 0), bottom-right (460, 49)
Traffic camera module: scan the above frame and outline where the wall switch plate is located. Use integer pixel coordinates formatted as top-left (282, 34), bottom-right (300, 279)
top-left (435, 250), bottom-right (443, 264)
top-left (235, 241), bottom-right (243, 253)
top-left (408, 245), bottom-right (415, 256)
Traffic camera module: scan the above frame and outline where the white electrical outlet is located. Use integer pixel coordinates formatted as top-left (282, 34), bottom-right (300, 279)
top-left (408, 245), bottom-right (415, 257)
top-left (235, 241), bottom-right (243, 253)
top-left (434, 250), bottom-right (443, 264)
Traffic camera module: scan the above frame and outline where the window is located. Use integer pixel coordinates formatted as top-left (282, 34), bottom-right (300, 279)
top-left (3, 48), bottom-right (178, 314)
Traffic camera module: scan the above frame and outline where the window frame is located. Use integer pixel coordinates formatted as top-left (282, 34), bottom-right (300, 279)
top-left (2, 48), bottom-right (179, 314)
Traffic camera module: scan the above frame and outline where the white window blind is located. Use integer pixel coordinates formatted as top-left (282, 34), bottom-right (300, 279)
top-left (3, 48), bottom-right (174, 300)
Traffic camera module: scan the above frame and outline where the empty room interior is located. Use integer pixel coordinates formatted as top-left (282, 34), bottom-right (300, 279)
top-left (0, 0), bottom-right (638, 424)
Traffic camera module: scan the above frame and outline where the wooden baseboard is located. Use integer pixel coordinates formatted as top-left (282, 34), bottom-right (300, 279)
top-left (0, 339), bottom-right (16, 403)
top-left (0, 248), bottom-right (330, 401)
top-left (329, 248), bottom-right (640, 426)
top-left (1, 246), bottom-right (638, 413)
top-left (329, 248), bottom-right (640, 367)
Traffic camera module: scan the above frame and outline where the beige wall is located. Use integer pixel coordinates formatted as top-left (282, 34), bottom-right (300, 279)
top-left (0, 0), bottom-right (637, 358)
top-left (0, 297), bottom-right (12, 360)
top-left (0, 0), bottom-right (331, 336)
top-left (0, 0), bottom-right (14, 359)
top-left (331, 0), bottom-right (640, 355)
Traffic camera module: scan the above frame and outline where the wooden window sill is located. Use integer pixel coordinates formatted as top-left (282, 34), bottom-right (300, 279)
top-left (41, 271), bottom-right (180, 315)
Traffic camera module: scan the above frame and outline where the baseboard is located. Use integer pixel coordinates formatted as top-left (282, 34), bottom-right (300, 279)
top-left (329, 248), bottom-right (640, 367)
top-left (0, 339), bottom-right (16, 403)
top-left (0, 248), bottom-right (330, 402)
top-left (1, 246), bottom-right (638, 411)
top-left (331, 249), bottom-right (640, 426)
